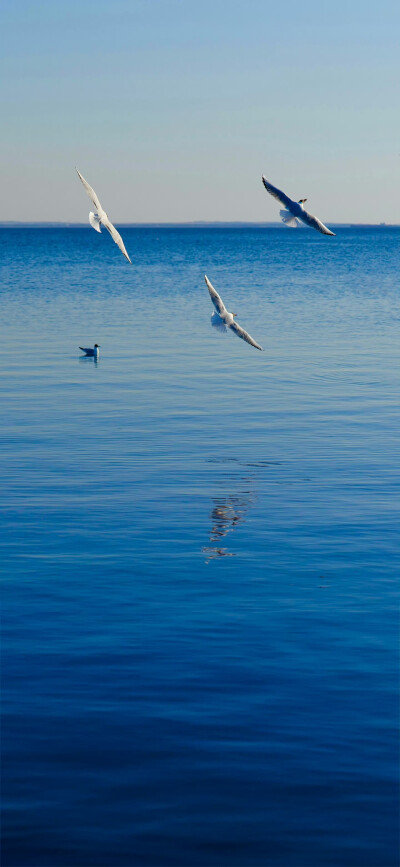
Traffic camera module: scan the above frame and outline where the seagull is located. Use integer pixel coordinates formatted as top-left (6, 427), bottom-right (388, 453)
top-left (261, 176), bottom-right (335, 236)
top-left (79, 344), bottom-right (100, 359)
top-left (205, 276), bottom-right (263, 351)
top-left (76, 168), bottom-right (132, 262)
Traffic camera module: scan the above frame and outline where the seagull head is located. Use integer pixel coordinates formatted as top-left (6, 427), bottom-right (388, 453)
top-left (94, 343), bottom-right (100, 348)
top-left (232, 313), bottom-right (237, 317)
top-left (298, 198), bottom-right (307, 204)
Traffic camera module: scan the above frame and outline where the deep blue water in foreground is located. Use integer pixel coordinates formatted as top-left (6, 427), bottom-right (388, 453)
top-left (1, 226), bottom-right (399, 867)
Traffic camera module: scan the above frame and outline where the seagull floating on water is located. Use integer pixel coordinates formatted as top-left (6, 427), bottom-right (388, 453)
top-left (205, 276), bottom-right (263, 351)
top-left (79, 344), bottom-right (100, 359)
top-left (261, 176), bottom-right (335, 236)
top-left (76, 169), bottom-right (132, 262)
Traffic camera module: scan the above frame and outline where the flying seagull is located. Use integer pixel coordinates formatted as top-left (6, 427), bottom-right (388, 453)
top-left (261, 176), bottom-right (335, 236)
top-left (76, 169), bottom-right (132, 262)
top-left (205, 276), bottom-right (263, 351)
top-left (79, 344), bottom-right (100, 359)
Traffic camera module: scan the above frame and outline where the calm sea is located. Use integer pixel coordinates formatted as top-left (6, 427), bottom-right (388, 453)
top-left (1, 226), bottom-right (399, 867)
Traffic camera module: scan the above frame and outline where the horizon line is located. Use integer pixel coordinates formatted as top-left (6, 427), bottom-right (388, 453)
top-left (0, 221), bottom-right (398, 228)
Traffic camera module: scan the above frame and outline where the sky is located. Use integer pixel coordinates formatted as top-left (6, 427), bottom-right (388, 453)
top-left (1, 0), bottom-right (399, 223)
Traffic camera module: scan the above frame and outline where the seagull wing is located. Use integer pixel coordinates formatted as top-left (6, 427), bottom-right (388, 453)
top-left (76, 168), bottom-right (103, 211)
top-left (205, 275), bottom-right (227, 316)
top-left (299, 208), bottom-right (335, 236)
top-left (102, 217), bottom-right (132, 263)
top-left (229, 320), bottom-right (263, 351)
top-left (262, 176), bottom-right (293, 209)
top-left (79, 347), bottom-right (93, 354)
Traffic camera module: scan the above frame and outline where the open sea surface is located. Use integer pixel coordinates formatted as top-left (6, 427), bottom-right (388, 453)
top-left (1, 226), bottom-right (399, 867)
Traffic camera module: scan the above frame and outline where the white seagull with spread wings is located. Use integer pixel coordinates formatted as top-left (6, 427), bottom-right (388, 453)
top-left (261, 176), bottom-right (335, 236)
top-left (205, 276), bottom-right (263, 351)
top-left (76, 169), bottom-right (132, 262)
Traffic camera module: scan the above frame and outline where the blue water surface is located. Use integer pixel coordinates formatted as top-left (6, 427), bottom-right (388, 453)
top-left (1, 226), bottom-right (399, 867)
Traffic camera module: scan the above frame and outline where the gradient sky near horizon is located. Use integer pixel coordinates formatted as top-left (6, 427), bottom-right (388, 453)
top-left (1, 0), bottom-right (399, 223)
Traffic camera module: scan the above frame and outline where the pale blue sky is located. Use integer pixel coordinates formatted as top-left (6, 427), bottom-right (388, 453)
top-left (1, 0), bottom-right (399, 222)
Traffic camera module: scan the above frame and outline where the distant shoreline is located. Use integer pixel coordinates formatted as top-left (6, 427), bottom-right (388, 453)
top-left (0, 222), bottom-right (398, 229)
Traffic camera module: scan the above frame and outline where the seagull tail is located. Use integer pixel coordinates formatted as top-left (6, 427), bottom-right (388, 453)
top-left (89, 212), bottom-right (102, 233)
top-left (280, 209), bottom-right (298, 228)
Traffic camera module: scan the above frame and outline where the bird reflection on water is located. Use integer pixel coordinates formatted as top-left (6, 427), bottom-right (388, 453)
top-left (202, 467), bottom-right (258, 562)
top-left (78, 356), bottom-right (99, 366)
